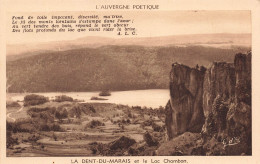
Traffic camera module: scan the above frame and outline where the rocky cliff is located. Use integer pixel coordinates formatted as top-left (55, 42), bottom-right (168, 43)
top-left (164, 52), bottom-right (251, 155)
top-left (201, 62), bottom-right (235, 138)
top-left (166, 63), bottom-right (206, 139)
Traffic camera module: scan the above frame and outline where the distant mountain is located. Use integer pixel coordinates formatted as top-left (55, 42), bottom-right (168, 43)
top-left (7, 45), bottom-right (250, 93)
top-left (7, 33), bottom-right (251, 58)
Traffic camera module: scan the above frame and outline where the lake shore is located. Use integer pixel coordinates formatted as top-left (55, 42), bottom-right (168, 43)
top-left (7, 89), bottom-right (170, 108)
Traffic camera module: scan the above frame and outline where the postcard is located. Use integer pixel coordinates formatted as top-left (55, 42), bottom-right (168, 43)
top-left (1, 0), bottom-right (260, 164)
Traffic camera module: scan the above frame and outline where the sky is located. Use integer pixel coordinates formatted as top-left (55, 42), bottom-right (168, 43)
top-left (7, 10), bottom-right (251, 44)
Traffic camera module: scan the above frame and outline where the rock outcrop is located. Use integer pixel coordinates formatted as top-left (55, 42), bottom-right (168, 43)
top-left (143, 131), bottom-right (159, 147)
top-left (202, 62), bottom-right (235, 117)
top-left (109, 136), bottom-right (136, 150)
top-left (201, 62), bottom-right (235, 137)
top-left (234, 53), bottom-right (251, 105)
top-left (166, 63), bottom-right (206, 139)
top-left (226, 52), bottom-right (252, 154)
top-left (164, 52), bottom-right (251, 155)
top-left (157, 132), bottom-right (203, 156)
top-left (202, 52), bottom-right (251, 155)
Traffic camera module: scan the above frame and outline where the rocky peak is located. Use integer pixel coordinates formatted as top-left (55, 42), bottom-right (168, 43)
top-left (165, 52), bottom-right (251, 155)
top-left (203, 62), bottom-right (235, 118)
top-left (166, 63), bottom-right (206, 139)
top-left (234, 52), bottom-right (251, 105)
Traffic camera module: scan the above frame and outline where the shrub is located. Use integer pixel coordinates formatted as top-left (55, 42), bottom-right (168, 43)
top-left (51, 124), bottom-right (63, 131)
top-left (39, 123), bottom-right (63, 131)
top-left (141, 119), bottom-right (154, 127)
top-left (143, 131), bottom-right (158, 147)
top-left (89, 105), bottom-right (96, 113)
top-left (6, 101), bottom-right (21, 108)
top-left (152, 123), bottom-right (164, 132)
top-left (6, 131), bottom-right (18, 148)
top-left (19, 123), bottom-right (36, 132)
top-left (70, 106), bottom-right (82, 118)
top-left (55, 109), bottom-right (69, 121)
top-left (40, 124), bottom-right (50, 131)
top-left (85, 120), bottom-right (105, 129)
top-left (24, 94), bottom-right (49, 106)
top-left (27, 107), bottom-right (55, 122)
top-left (28, 107), bottom-right (50, 113)
top-left (7, 120), bottom-right (35, 133)
top-left (90, 96), bottom-right (108, 100)
top-left (6, 121), bottom-right (15, 132)
top-left (99, 90), bottom-right (111, 96)
top-left (54, 95), bottom-right (73, 102)
top-left (28, 134), bottom-right (40, 142)
top-left (127, 111), bottom-right (133, 118)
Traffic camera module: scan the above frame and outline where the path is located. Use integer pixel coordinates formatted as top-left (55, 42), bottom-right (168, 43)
top-left (6, 102), bottom-right (24, 122)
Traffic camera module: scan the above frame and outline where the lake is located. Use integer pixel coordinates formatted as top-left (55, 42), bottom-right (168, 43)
top-left (7, 89), bottom-right (170, 108)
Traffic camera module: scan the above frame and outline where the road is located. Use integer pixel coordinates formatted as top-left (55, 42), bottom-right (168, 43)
top-left (6, 102), bottom-right (24, 122)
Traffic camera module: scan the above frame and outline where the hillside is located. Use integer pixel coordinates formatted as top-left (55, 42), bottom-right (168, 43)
top-left (7, 45), bottom-right (250, 92)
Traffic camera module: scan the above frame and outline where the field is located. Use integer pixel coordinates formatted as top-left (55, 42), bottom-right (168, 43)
top-left (6, 95), bottom-right (166, 156)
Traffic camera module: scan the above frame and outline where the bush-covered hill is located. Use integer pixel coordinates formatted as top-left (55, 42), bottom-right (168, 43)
top-left (7, 45), bottom-right (250, 92)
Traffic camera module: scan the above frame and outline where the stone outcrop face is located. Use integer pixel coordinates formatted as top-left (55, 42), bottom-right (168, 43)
top-left (165, 52), bottom-right (251, 155)
top-left (202, 52), bottom-right (251, 133)
top-left (202, 62), bottom-right (235, 117)
top-left (201, 62), bottom-right (235, 137)
top-left (202, 52), bottom-right (251, 155)
top-left (166, 63), bottom-right (206, 139)
top-left (157, 132), bottom-right (203, 156)
top-left (226, 52), bottom-right (252, 154)
top-left (165, 101), bottom-right (174, 139)
top-left (143, 131), bottom-right (159, 147)
top-left (234, 53), bottom-right (251, 105)
top-left (109, 136), bottom-right (136, 150)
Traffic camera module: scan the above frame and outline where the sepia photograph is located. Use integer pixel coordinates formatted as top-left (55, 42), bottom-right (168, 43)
top-left (5, 10), bottom-right (252, 157)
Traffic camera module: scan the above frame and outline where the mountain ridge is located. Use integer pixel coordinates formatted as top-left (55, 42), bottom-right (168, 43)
top-left (7, 33), bottom-right (251, 57)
